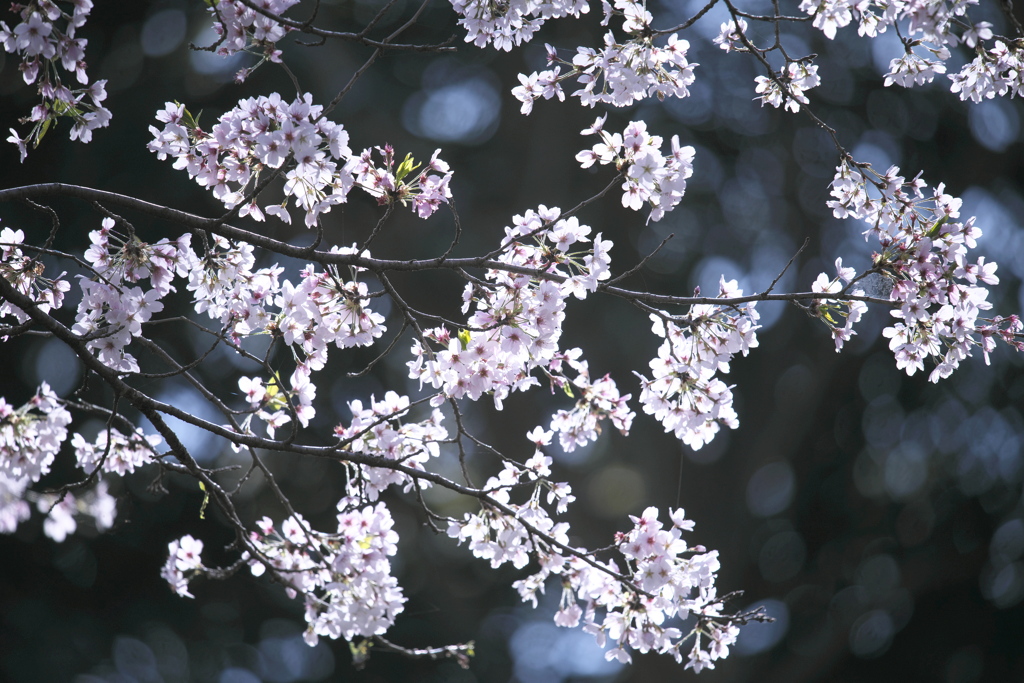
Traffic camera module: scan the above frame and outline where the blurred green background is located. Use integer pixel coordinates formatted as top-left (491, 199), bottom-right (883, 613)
top-left (2, 0), bottom-right (1024, 681)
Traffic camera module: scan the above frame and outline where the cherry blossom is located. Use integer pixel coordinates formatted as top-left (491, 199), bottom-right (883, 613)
top-left (150, 97), bottom-right (452, 227)
top-left (148, 94), bottom-right (358, 227)
top-left (754, 62), bottom-right (820, 113)
top-left (810, 258), bottom-right (868, 351)
top-left (0, 225), bottom-right (70, 324)
top-left (162, 534), bottom-right (205, 598)
top-left (72, 218), bottom-right (193, 373)
top-left (635, 277), bottom-right (760, 450)
top-left (1, 1), bottom-right (110, 159)
top-left (71, 427), bottom-right (162, 476)
top-left (450, 0), bottom-right (589, 51)
top-left (493, 504), bottom-right (738, 667)
top-left (235, 503), bottom-right (405, 646)
top-left (0, 383), bottom-right (119, 541)
top-left (799, 0), bottom-right (1024, 102)
top-left (577, 117), bottom-right (695, 222)
top-left (713, 19), bottom-right (748, 52)
top-left (0, 383), bottom-right (71, 486)
top-left (205, 0), bottom-right (299, 80)
top-left (516, 28), bottom-right (696, 112)
top-left (825, 160), bottom-right (1023, 380)
top-left (333, 392), bottom-right (448, 501)
top-left (35, 480), bottom-right (117, 542)
top-left (407, 204), bottom-right (618, 413)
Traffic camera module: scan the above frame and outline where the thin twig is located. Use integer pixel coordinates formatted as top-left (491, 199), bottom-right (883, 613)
top-left (761, 237), bottom-right (809, 297)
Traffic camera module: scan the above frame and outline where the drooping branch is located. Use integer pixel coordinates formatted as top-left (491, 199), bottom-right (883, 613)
top-left (0, 273), bottom-right (655, 599)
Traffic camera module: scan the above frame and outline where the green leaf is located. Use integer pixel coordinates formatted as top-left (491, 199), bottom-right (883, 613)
top-left (199, 481), bottom-right (210, 520)
top-left (395, 152), bottom-right (420, 183)
top-left (926, 214), bottom-right (948, 238)
top-left (35, 118), bottom-right (52, 147)
top-left (182, 105), bottom-right (201, 130)
top-left (349, 639), bottom-right (373, 668)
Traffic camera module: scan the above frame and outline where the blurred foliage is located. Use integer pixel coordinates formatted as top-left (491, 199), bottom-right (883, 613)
top-left (2, 0), bottom-right (1024, 681)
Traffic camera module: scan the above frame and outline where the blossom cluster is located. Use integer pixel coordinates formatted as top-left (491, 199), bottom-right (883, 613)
top-left (827, 161), bottom-right (1023, 381)
top-left (232, 502), bottom-right (403, 646)
top-left (577, 117), bottom-right (696, 223)
top-left (434, 342), bottom-right (737, 666)
top-left (447, 448), bottom-right (574, 569)
top-left (72, 217), bottom-right (391, 433)
top-left (505, 505), bottom-right (734, 670)
top-left (74, 218), bottom-right (193, 374)
top-left (69, 213), bottom-right (393, 437)
top-left (799, 0), bottom-right (971, 42)
top-left (1, 0), bottom-right (110, 160)
top-left (449, 0), bottom-right (589, 51)
top-left (799, 0), bottom-right (1024, 102)
top-left (570, 31), bottom-right (696, 108)
top-left (276, 252), bottom-right (387, 349)
top-left (546, 355), bottom-right (634, 453)
top-left (185, 236), bottom-right (277, 340)
top-left (407, 204), bottom-right (625, 437)
top-left (635, 277), bottom-right (760, 450)
top-left (33, 479), bottom-right (117, 543)
top-left (713, 19), bottom-right (748, 53)
top-left (191, 239), bottom-right (388, 429)
top-left (148, 95), bottom-right (353, 227)
top-left (0, 383), bottom-right (113, 542)
top-left (883, 48), bottom-right (948, 88)
top-left (237, 375), bottom-right (292, 439)
top-left (449, 466), bottom-right (734, 668)
top-left (348, 145), bottom-right (453, 220)
top-left (950, 40), bottom-right (1024, 103)
top-left (269, 254), bottom-right (389, 425)
top-left (0, 471), bottom-right (33, 536)
top-left (206, 0), bottom-right (299, 81)
top-left (148, 96), bottom-right (452, 227)
top-left (333, 391), bottom-right (448, 501)
top-left (754, 61), bottom-right (821, 113)
top-left (71, 427), bottom-right (162, 477)
top-left (0, 384), bottom-right (71, 520)
top-left (0, 225), bottom-right (70, 325)
top-left (161, 534), bottom-right (205, 598)
top-left (810, 257), bottom-right (868, 351)
top-left (513, 11), bottom-right (696, 113)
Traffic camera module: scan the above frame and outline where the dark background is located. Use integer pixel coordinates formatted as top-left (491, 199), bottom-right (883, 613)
top-left (2, 0), bottom-right (1024, 681)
